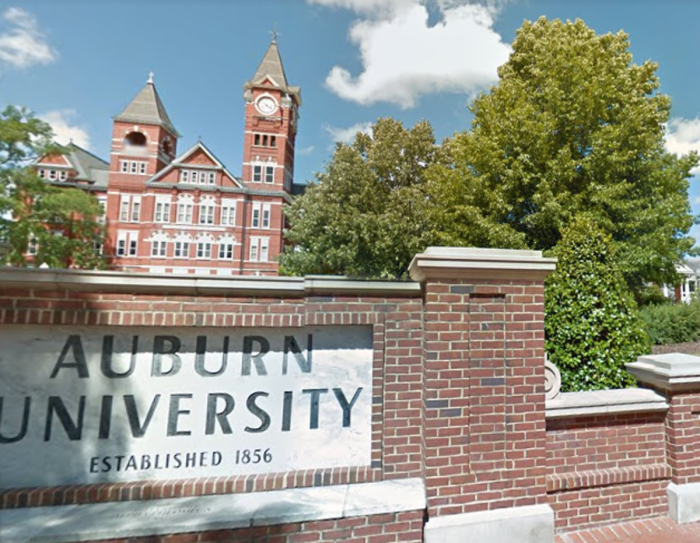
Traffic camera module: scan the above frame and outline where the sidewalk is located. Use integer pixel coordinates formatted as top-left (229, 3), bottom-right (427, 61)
top-left (556, 517), bottom-right (700, 542)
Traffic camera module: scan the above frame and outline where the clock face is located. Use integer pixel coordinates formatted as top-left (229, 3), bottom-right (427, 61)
top-left (256, 96), bottom-right (277, 115)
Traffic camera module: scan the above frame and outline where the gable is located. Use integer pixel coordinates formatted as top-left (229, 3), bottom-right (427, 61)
top-left (36, 154), bottom-right (71, 167)
top-left (179, 148), bottom-right (217, 167)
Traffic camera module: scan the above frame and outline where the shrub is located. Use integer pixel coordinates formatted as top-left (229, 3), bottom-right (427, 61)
top-left (639, 300), bottom-right (700, 345)
top-left (545, 218), bottom-right (650, 391)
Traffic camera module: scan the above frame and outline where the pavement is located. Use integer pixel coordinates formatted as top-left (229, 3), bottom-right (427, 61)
top-left (556, 517), bottom-right (700, 542)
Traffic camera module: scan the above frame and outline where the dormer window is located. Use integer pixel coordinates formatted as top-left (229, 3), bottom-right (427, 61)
top-left (179, 169), bottom-right (216, 185)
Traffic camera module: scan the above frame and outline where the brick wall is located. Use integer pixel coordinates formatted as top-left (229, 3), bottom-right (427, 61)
top-left (3, 248), bottom-right (700, 542)
top-left (120, 511), bottom-right (424, 543)
top-left (546, 412), bottom-right (670, 531)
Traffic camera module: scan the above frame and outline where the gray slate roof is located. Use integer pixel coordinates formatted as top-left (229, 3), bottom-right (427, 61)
top-left (41, 143), bottom-right (110, 189)
top-left (114, 80), bottom-right (179, 136)
top-left (247, 40), bottom-right (300, 101)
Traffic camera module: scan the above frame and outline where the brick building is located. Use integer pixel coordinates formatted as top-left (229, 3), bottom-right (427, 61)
top-left (33, 38), bottom-right (300, 276)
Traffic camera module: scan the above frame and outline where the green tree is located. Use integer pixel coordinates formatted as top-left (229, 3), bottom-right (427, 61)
top-left (281, 118), bottom-right (442, 278)
top-left (433, 17), bottom-right (697, 290)
top-left (545, 217), bottom-right (650, 391)
top-left (0, 105), bottom-right (106, 268)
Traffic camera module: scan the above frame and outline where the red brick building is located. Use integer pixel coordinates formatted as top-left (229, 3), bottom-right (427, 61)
top-left (34, 38), bottom-right (300, 276)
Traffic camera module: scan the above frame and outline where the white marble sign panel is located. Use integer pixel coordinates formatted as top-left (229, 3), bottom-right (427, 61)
top-left (0, 325), bottom-right (373, 489)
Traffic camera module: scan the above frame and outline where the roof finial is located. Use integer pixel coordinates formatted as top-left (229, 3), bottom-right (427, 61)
top-left (147, 71), bottom-right (154, 84)
top-left (270, 23), bottom-right (279, 43)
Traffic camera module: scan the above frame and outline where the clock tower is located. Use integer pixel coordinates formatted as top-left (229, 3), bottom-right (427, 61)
top-left (241, 36), bottom-right (300, 194)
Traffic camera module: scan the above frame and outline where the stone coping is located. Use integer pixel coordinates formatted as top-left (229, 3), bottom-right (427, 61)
top-left (627, 353), bottom-right (700, 392)
top-left (545, 388), bottom-right (668, 419)
top-left (0, 267), bottom-right (421, 297)
top-left (409, 246), bottom-right (557, 282)
top-left (0, 478), bottom-right (426, 543)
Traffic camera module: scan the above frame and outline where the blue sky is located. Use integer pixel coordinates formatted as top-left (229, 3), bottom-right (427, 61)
top-left (3, 0), bottom-right (700, 236)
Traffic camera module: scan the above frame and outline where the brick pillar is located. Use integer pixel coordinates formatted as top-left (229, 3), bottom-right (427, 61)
top-left (628, 353), bottom-right (700, 523)
top-left (409, 247), bottom-right (556, 543)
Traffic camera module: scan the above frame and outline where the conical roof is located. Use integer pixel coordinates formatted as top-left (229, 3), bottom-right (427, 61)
top-left (251, 39), bottom-right (288, 88)
top-left (246, 39), bottom-right (301, 103)
top-left (114, 75), bottom-right (179, 137)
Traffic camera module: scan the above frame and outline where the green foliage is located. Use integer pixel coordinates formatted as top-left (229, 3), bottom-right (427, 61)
top-left (435, 17), bottom-right (698, 291)
top-left (639, 300), bottom-right (700, 345)
top-left (0, 105), bottom-right (106, 269)
top-left (280, 118), bottom-right (442, 278)
top-left (545, 218), bottom-right (650, 391)
top-left (636, 284), bottom-right (671, 307)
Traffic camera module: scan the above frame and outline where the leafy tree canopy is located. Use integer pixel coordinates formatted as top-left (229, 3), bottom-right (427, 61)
top-left (280, 118), bottom-right (443, 278)
top-left (431, 17), bottom-right (698, 290)
top-left (0, 105), bottom-right (106, 269)
top-left (545, 217), bottom-right (650, 391)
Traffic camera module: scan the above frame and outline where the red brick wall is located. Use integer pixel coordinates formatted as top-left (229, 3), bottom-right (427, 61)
top-left (0, 286), bottom-right (424, 510)
top-left (665, 393), bottom-right (700, 485)
top-left (546, 412), bottom-right (671, 531)
top-left (2, 267), bottom-right (696, 539)
top-left (98, 511), bottom-right (424, 543)
top-left (421, 279), bottom-right (548, 517)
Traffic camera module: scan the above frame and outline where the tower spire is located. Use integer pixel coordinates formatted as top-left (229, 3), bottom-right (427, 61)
top-left (115, 77), bottom-right (179, 137)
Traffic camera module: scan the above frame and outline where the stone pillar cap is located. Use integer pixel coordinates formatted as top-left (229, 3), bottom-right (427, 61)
top-left (408, 247), bottom-right (557, 282)
top-left (627, 353), bottom-right (700, 392)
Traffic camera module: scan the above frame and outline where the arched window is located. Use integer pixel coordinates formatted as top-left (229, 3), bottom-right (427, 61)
top-left (125, 131), bottom-right (147, 147)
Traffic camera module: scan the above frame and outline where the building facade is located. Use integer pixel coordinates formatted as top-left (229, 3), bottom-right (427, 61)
top-left (34, 38), bottom-right (300, 276)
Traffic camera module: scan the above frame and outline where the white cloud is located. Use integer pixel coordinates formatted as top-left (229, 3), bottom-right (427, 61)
top-left (39, 110), bottom-right (91, 149)
top-left (308, 0), bottom-right (511, 108)
top-left (324, 121), bottom-right (373, 144)
top-left (0, 7), bottom-right (56, 71)
top-left (298, 145), bottom-right (316, 156)
top-left (666, 118), bottom-right (700, 175)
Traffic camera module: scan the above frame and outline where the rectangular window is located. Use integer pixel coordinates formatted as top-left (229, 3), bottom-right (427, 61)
top-left (196, 242), bottom-right (212, 259)
top-left (154, 201), bottom-right (171, 223)
top-left (248, 237), bottom-right (269, 262)
top-left (116, 232), bottom-right (138, 257)
top-left (130, 197), bottom-right (141, 222)
top-left (177, 202), bottom-right (193, 224)
top-left (270, 136), bottom-right (276, 148)
top-left (174, 241), bottom-right (190, 258)
top-left (27, 238), bottom-right (37, 255)
top-left (265, 165), bottom-right (274, 184)
top-left (254, 134), bottom-right (260, 146)
top-left (219, 242), bottom-right (234, 259)
top-left (251, 205), bottom-right (260, 228)
top-left (253, 165), bottom-right (262, 183)
top-left (199, 203), bottom-right (215, 225)
top-left (119, 198), bottom-right (130, 222)
top-left (180, 170), bottom-right (189, 183)
top-left (48, 169), bottom-right (57, 181)
top-left (151, 240), bottom-right (167, 257)
top-left (262, 204), bottom-right (271, 229)
top-left (59, 170), bottom-right (67, 181)
top-left (221, 201), bottom-right (236, 226)
top-left (97, 197), bottom-right (107, 224)
top-left (208, 172), bottom-right (215, 184)
top-left (191, 171), bottom-right (198, 184)
top-left (38, 169), bottom-right (46, 179)
top-left (117, 238), bottom-right (126, 256)
top-left (120, 160), bottom-right (148, 175)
